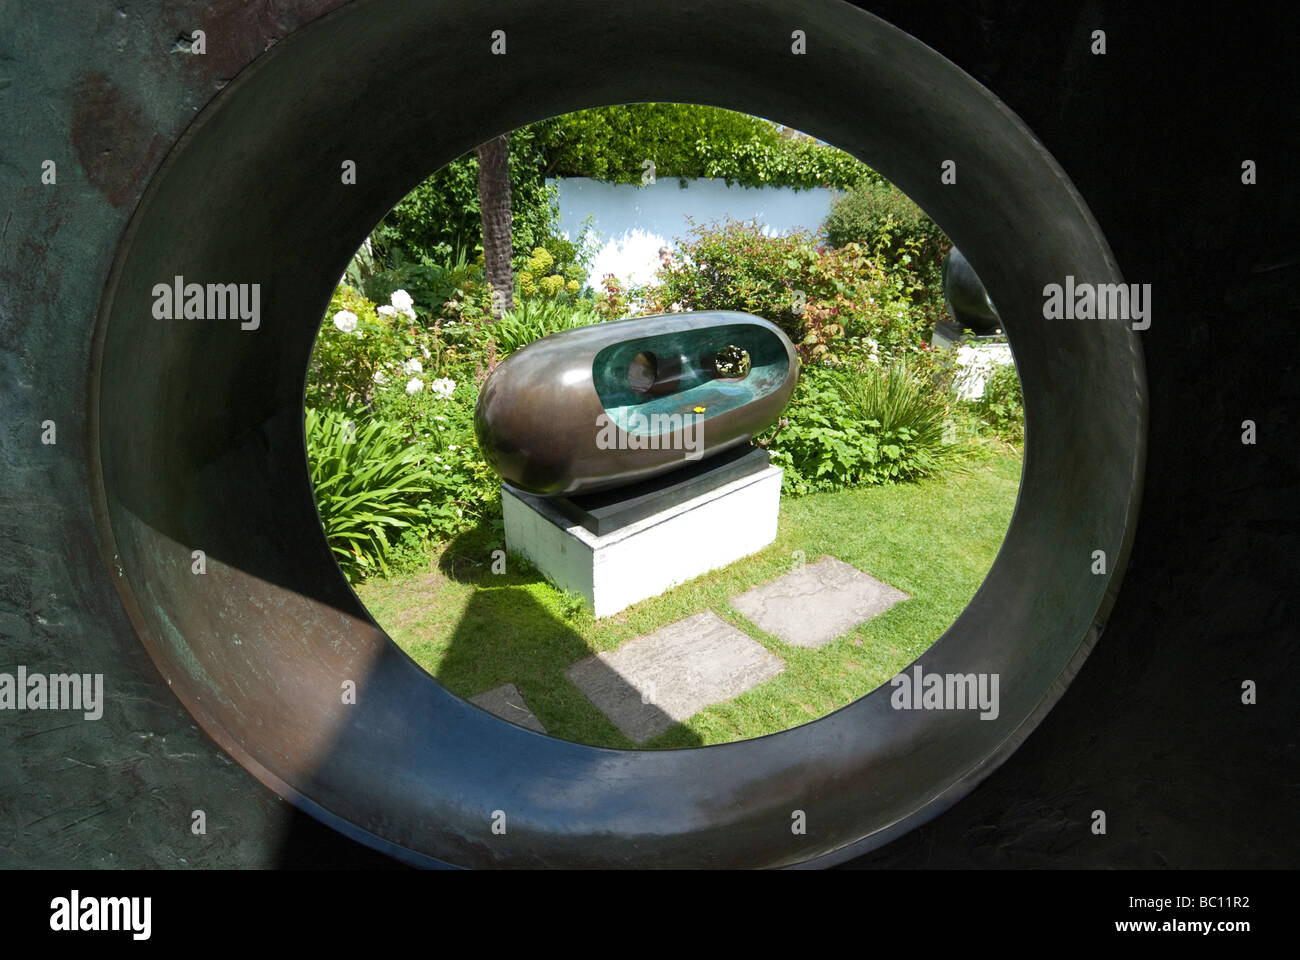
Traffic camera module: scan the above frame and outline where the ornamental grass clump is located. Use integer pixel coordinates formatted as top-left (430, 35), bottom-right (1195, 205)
top-left (758, 357), bottom-right (979, 494)
top-left (305, 407), bottom-right (437, 580)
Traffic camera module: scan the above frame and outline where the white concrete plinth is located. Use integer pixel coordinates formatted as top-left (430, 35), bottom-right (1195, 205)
top-left (503, 465), bottom-right (783, 618)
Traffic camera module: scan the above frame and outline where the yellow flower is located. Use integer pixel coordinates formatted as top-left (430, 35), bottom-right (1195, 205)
top-left (527, 247), bottom-right (554, 274)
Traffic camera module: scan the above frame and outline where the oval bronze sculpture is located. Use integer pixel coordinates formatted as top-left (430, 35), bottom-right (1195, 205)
top-left (474, 310), bottom-right (800, 496)
top-left (942, 245), bottom-right (1002, 333)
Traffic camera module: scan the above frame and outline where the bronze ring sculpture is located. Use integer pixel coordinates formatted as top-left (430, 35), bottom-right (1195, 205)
top-left (85, 0), bottom-right (1145, 867)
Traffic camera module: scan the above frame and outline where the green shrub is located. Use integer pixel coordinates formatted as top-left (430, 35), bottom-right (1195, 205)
top-left (828, 361), bottom-right (954, 460)
top-left (527, 221), bottom-right (599, 290)
top-left (371, 374), bottom-right (501, 539)
top-left (516, 245), bottom-right (587, 300)
top-left (594, 273), bottom-right (635, 321)
top-left (426, 241), bottom-right (599, 357)
top-left (348, 244), bottom-right (482, 320)
top-left (821, 180), bottom-right (950, 324)
top-left (490, 298), bottom-right (604, 357)
top-left (308, 285), bottom-right (470, 411)
top-left (642, 218), bottom-right (928, 362)
top-left (309, 286), bottom-right (413, 410)
top-left (306, 407), bottom-right (437, 580)
top-left (758, 359), bottom-right (975, 494)
top-left (969, 361), bottom-right (1024, 443)
top-left (695, 133), bottom-right (879, 190)
top-left (535, 103), bottom-right (878, 189)
top-left (369, 123), bottom-right (561, 272)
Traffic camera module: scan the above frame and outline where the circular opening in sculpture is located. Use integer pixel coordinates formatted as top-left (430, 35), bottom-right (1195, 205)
top-left (304, 102), bottom-right (1026, 751)
top-left (711, 345), bottom-right (752, 379)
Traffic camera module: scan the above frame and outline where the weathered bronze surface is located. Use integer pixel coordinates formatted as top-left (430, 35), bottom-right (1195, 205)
top-left (474, 310), bottom-right (799, 496)
top-left (31, 0), bottom-right (1165, 871)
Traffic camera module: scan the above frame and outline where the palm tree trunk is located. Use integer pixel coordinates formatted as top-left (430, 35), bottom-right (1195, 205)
top-left (476, 134), bottom-right (514, 319)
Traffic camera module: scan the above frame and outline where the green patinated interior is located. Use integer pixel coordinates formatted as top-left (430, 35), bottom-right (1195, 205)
top-left (593, 323), bottom-right (789, 434)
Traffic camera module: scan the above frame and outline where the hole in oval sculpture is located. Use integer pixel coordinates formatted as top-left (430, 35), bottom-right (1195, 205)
top-left (712, 345), bottom-right (752, 380)
top-left (305, 103), bottom-right (1025, 751)
top-left (628, 351), bottom-right (658, 395)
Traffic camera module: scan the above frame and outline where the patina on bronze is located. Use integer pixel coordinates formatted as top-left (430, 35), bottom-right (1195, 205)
top-left (474, 310), bottom-right (799, 496)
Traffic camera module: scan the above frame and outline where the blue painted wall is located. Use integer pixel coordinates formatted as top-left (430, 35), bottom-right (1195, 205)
top-left (550, 177), bottom-right (839, 291)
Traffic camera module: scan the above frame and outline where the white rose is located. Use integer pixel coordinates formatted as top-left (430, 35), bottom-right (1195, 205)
top-left (373, 370), bottom-right (388, 385)
top-left (402, 358), bottom-right (423, 375)
top-left (377, 305), bottom-right (397, 317)
top-left (429, 377), bottom-right (455, 398)
top-left (390, 289), bottom-right (416, 318)
top-left (405, 377), bottom-right (424, 395)
top-left (332, 309), bottom-right (358, 334)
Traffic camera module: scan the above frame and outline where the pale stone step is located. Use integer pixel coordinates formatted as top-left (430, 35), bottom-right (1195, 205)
top-left (566, 610), bottom-right (784, 744)
top-left (730, 555), bottom-right (908, 648)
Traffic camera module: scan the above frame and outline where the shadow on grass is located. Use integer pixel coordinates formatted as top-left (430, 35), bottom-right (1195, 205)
top-left (435, 519), bottom-right (530, 585)
top-left (430, 523), bottom-right (704, 751)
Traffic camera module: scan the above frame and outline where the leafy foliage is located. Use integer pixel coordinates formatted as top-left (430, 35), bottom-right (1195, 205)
top-left (970, 361), bottom-right (1024, 443)
top-left (347, 243), bottom-right (480, 319)
top-left (516, 246), bottom-right (586, 300)
top-left (370, 377), bottom-right (502, 542)
top-left (535, 104), bottom-right (877, 190)
top-left (306, 407), bottom-right (437, 580)
top-left (593, 273), bottom-right (634, 321)
top-left (757, 360), bottom-right (978, 494)
top-left (640, 218), bottom-right (929, 362)
top-left (490, 298), bottom-right (605, 357)
top-left (308, 286), bottom-right (418, 410)
top-left (692, 133), bottom-right (877, 191)
top-left (821, 180), bottom-right (951, 326)
top-left (307, 283), bottom-right (506, 575)
top-left (368, 124), bottom-right (562, 272)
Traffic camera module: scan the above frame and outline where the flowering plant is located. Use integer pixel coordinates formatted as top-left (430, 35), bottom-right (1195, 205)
top-left (307, 285), bottom-right (446, 411)
top-left (640, 218), bottom-right (928, 364)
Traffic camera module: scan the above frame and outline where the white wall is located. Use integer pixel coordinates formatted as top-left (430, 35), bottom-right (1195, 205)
top-left (550, 177), bottom-right (840, 292)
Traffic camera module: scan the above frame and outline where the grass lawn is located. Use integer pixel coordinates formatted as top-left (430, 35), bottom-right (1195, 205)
top-left (356, 447), bottom-right (1023, 749)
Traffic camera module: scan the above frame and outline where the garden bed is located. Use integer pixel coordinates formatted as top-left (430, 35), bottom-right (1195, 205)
top-left (358, 447), bottom-right (1023, 749)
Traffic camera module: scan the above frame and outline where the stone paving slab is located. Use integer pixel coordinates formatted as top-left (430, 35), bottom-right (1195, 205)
top-left (730, 555), bottom-right (909, 648)
top-left (566, 611), bottom-right (784, 744)
top-left (469, 682), bottom-right (546, 733)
